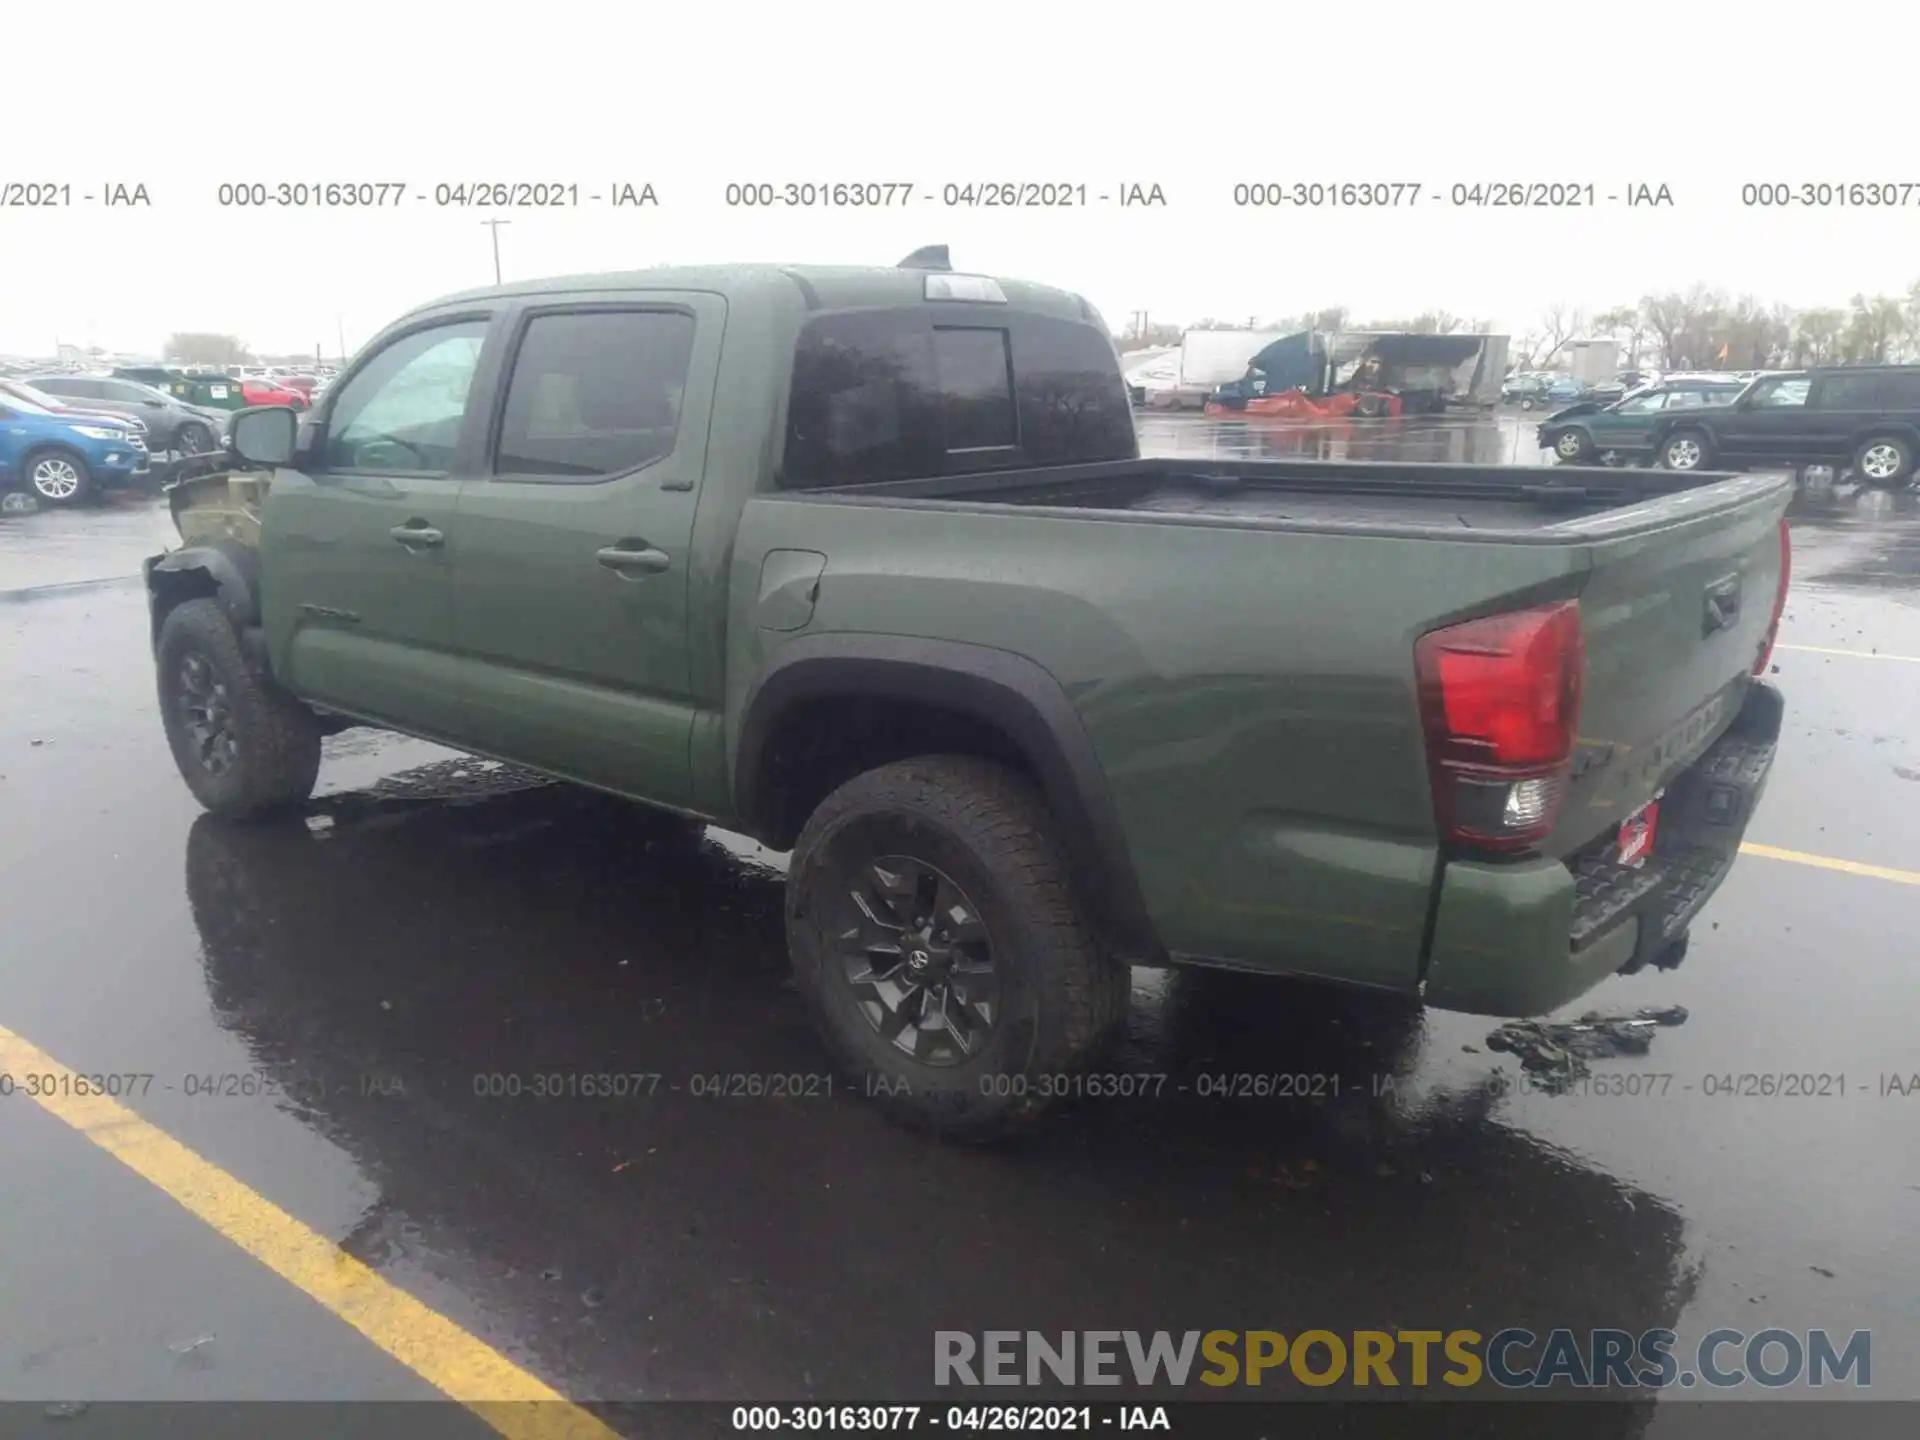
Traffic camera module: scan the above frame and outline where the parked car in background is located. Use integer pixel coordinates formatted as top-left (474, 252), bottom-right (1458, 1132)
top-left (0, 388), bottom-right (148, 504)
top-left (1651, 366), bottom-right (1920, 486)
top-left (1501, 371), bottom-right (1555, 407)
top-left (271, 373), bottom-right (320, 397)
top-left (28, 374), bottom-right (227, 455)
top-left (112, 366), bottom-right (182, 388)
top-left (1538, 377), bottom-right (1749, 464)
top-left (240, 377), bottom-right (310, 410)
top-left (0, 377), bottom-right (151, 440)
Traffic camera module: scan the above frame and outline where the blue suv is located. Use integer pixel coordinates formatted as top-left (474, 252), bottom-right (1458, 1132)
top-left (0, 391), bottom-right (149, 506)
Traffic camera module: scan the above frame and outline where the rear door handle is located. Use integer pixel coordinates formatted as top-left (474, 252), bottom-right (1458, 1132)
top-left (390, 523), bottom-right (444, 550)
top-left (596, 543), bottom-right (672, 577)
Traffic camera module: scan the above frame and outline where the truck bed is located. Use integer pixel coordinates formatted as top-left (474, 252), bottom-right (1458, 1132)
top-left (806, 456), bottom-right (1760, 537)
top-left (748, 450), bottom-right (1791, 875)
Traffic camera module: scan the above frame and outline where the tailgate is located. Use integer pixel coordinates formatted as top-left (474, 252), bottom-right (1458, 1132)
top-left (1548, 474), bottom-right (1792, 855)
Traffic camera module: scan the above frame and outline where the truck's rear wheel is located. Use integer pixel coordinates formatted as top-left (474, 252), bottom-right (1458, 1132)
top-left (157, 598), bottom-right (322, 819)
top-left (785, 755), bottom-right (1129, 1139)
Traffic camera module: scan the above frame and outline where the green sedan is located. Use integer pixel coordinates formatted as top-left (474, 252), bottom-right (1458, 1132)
top-left (1538, 379), bottom-right (1747, 464)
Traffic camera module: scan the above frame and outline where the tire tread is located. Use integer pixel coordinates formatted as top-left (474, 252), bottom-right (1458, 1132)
top-left (157, 598), bottom-right (321, 818)
top-left (787, 754), bottom-right (1130, 1139)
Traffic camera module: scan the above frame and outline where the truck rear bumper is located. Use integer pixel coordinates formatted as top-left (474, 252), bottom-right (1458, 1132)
top-left (1421, 682), bottom-right (1783, 1017)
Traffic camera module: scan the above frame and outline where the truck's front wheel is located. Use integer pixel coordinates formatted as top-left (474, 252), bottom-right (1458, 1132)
top-left (157, 598), bottom-right (322, 819)
top-left (786, 755), bottom-right (1129, 1139)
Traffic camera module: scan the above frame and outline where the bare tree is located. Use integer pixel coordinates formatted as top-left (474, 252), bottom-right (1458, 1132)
top-left (1789, 309), bottom-right (1845, 366)
top-left (1841, 294), bottom-right (1905, 363)
top-left (1639, 292), bottom-right (1698, 370)
top-left (1534, 302), bottom-right (1586, 366)
top-left (165, 332), bottom-right (251, 365)
top-left (1592, 305), bottom-right (1652, 368)
top-left (1717, 296), bottom-right (1787, 369)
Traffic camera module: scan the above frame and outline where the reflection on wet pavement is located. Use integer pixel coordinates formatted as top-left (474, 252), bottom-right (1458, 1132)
top-left (173, 769), bottom-right (1697, 1408)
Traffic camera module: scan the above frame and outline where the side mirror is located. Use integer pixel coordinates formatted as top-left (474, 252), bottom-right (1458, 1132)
top-left (229, 405), bottom-right (298, 467)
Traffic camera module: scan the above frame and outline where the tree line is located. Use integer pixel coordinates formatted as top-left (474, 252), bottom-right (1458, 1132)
top-left (164, 332), bottom-right (322, 368)
top-left (1120, 284), bottom-right (1920, 372)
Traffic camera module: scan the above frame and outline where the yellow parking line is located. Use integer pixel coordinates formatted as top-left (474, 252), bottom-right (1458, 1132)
top-left (0, 1024), bottom-right (621, 1440)
top-left (1740, 842), bottom-right (1920, 887)
top-left (1776, 643), bottom-right (1920, 664)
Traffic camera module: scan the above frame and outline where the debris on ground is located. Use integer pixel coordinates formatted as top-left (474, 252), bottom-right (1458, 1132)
top-left (1484, 1005), bottom-right (1690, 1090)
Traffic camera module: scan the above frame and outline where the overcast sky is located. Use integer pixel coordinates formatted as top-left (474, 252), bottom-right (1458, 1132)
top-left (5, 0), bottom-right (1914, 357)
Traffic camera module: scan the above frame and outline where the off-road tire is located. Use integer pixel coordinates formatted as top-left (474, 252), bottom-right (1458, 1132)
top-left (23, 447), bottom-right (93, 506)
top-left (1851, 434), bottom-right (1915, 489)
top-left (1660, 427), bottom-right (1713, 471)
top-left (786, 755), bottom-right (1131, 1140)
top-left (157, 598), bottom-right (322, 818)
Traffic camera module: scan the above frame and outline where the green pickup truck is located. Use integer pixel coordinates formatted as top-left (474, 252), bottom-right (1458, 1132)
top-left (145, 253), bottom-right (1793, 1136)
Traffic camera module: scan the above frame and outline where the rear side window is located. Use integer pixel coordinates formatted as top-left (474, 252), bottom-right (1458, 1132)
top-left (494, 310), bottom-right (695, 479)
top-left (1871, 371), bottom-right (1920, 408)
top-left (782, 305), bottom-right (1134, 488)
top-left (1747, 377), bottom-right (1810, 409)
top-left (1817, 373), bottom-right (1882, 409)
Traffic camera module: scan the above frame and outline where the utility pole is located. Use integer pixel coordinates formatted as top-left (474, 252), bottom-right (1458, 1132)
top-left (335, 315), bottom-right (347, 365)
top-left (482, 218), bottom-right (511, 284)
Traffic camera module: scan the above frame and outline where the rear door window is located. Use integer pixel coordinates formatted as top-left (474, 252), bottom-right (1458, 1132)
top-left (1815, 373), bottom-right (1882, 410)
top-left (1747, 377), bottom-right (1810, 409)
top-left (492, 309), bottom-right (695, 479)
top-left (1870, 371), bottom-right (1920, 408)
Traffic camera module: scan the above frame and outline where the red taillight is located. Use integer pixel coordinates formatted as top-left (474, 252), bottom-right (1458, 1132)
top-left (1754, 518), bottom-right (1791, 675)
top-left (1416, 600), bottom-right (1585, 852)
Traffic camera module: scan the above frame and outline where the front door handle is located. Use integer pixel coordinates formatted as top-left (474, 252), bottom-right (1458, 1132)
top-left (390, 523), bottom-right (444, 550)
top-left (596, 543), bottom-right (672, 577)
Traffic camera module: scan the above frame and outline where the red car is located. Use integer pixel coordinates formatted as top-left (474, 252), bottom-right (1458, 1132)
top-left (241, 378), bottom-right (310, 410)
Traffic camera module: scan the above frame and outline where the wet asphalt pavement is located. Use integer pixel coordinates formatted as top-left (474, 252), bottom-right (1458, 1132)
top-left (1, 412), bottom-right (1917, 1432)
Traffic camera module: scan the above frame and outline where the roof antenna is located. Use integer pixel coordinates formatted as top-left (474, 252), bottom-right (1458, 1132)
top-left (896, 244), bottom-right (952, 272)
